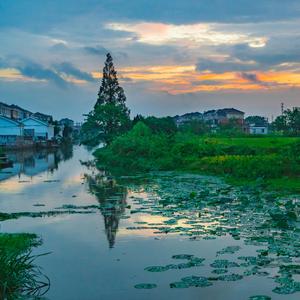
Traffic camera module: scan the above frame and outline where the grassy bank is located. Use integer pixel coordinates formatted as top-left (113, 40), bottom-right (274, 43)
top-left (0, 233), bottom-right (49, 299)
top-left (94, 122), bottom-right (300, 191)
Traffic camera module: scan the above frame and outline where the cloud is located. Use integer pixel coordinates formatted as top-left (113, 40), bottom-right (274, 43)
top-left (239, 72), bottom-right (261, 83)
top-left (2, 0), bottom-right (300, 34)
top-left (191, 80), bottom-right (225, 86)
top-left (231, 41), bottom-right (300, 70)
top-left (54, 62), bottom-right (95, 82)
top-left (106, 22), bottom-right (267, 47)
top-left (51, 43), bottom-right (69, 52)
top-left (196, 58), bottom-right (257, 73)
top-left (17, 62), bottom-right (67, 87)
top-left (239, 72), bottom-right (272, 87)
top-left (83, 45), bottom-right (108, 56)
top-left (0, 57), bottom-right (96, 86)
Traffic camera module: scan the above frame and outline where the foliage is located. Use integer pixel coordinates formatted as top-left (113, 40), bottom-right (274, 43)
top-left (245, 115), bottom-right (267, 125)
top-left (273, 107), bottom-right (300, 135)
top-left (143, 116), bottom-right (177, 135)
top-left (179, 119), bottom-right (211, 135)
top-left (0, 233), bottom-right (49, 299)
top-left (95, 122), bottom-right (173, 171)
top-left (62, 124), bottom-right (73, 138)
top-left (94, 125), bottom-right (300, 183)
top-left (218, 118), bottom-right (245, 136)
top-left (81, 53), bottom-right (131, 145)
top-left (52, 120), bottom-right (61, 137)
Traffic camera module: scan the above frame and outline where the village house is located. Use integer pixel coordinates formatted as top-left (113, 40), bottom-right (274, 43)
top-left (173, 112), bottom-right (203, 127)
top-left (0, 115), bottom-right (23, 145)
top-left (0, 102), bottom-right (31, 120)
top-left (0, 101), bottom-right (55, 145)
top-left (33, 112), bottom-right (53, 123)
top-left (203, 108), bottom-right (245, 125)
top-left (22, 116), bottom-right (54, 141)
top-left (248, 120), bottom-right (269, 135)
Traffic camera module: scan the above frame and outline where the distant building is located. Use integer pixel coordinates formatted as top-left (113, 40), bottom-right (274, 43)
top-left (33, 112), bottom-right (53, 123)
top-left (59, 118), bottom-right (74, 127)
top-left (22, 117), bottom-right (54, 140)
top-left (203, 108), bottom-right (245, 125)
top-left (248, 119), bottom-right (269, 135)
top-left (0, 102), bottom-right (31, 120)
top-left (173, 112), bottom-right (203, 126)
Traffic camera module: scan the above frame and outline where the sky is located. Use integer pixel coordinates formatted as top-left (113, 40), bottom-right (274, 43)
top-left (1, 0), bottom-right (300, 121)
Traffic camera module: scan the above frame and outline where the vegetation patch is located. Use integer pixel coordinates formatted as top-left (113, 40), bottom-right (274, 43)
top-left (94, 123), bottom-right (300, 191)
top-left (0, 233), bottom-right (49, 299)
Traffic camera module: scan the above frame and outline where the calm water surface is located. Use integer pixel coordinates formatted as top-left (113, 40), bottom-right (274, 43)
top-left (0, 146), bottom-right (299, 300)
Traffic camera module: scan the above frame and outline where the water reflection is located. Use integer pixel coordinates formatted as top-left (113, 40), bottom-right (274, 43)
top-left (0, 143), bottom-right (73, 181)
top-left (85, 171), bottom-right (127, 248)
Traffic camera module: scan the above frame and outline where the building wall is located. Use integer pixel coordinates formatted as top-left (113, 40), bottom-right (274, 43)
top-left (48, 125), bottom-right (54, 139)
top-left (226, 113), bottom-right (244, 119)
top-left (0, 104), bottom-right (12, 118)
top-left (22, 119), bottom-right (50, 140)
top-left (250, 126), bottom-right (268, 135)
top-left (0, 118), bottom-right (22, 136)
top-left (0, 118), bottom-right (23, 145)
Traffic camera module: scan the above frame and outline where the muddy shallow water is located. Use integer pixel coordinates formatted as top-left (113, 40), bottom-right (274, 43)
top-left (0, 146), bottom-right (299, 300)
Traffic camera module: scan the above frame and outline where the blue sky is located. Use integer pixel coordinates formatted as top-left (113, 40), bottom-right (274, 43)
top-left (1, 0), bottom-right (300, 120)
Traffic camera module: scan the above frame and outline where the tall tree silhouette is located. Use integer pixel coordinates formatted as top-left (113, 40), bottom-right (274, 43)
top-left (81, 53), bottom-right (131, 145)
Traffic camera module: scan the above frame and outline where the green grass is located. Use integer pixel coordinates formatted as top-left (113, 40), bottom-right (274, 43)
top-left (209, 136), bottom-right (298, 148)
top-left (0, 233), bottom-right (41, 253)
top-left (0, 233), bottom-right (49, 299)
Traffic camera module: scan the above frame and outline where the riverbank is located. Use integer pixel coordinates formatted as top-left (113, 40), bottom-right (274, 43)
top-left (94, 122), bottom-right (300, 192)
top-left (1, 140), bottom-right (59, 151)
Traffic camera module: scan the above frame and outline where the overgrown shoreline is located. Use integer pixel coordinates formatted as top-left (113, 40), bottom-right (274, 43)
top-left (94, 122), bottom-right (300, 192)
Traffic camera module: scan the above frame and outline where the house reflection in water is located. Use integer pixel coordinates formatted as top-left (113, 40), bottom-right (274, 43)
top-left (85, 172), bottom-right (127, 248)
top-left (0, 144), bottom-right (73, 181)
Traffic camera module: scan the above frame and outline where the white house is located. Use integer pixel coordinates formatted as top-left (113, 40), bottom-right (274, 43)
top-left (249, 124), bottom-right (269, 135)
top-left (0, 115), bottom-right (23, 145)
top-left (22, 117), bottom-right (54, 140)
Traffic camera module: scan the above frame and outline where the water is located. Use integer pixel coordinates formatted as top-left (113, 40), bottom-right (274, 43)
top-left (0, 146), bottom-right (299, 299)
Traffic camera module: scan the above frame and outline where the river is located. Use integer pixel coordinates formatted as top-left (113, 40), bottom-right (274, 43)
top-left (0, 146), bottom-right (299, 300)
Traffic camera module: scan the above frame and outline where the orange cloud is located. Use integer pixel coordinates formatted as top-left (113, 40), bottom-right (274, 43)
top-left (111, 65), bottom-right (300, 94)
top-left (0, 68), bottom-right (36, 81)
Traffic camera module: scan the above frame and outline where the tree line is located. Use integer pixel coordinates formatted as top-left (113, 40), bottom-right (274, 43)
top-left (81, 53), bottom-right (300, 146)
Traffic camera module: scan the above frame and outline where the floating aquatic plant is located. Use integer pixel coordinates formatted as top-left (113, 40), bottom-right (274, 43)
top-left (134, 283), bottom-right (157, 289)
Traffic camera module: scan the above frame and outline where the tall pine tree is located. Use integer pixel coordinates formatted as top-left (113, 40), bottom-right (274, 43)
top-left (95, 53), bottom-right (129, 115)
top-left (81, 53), bottom-right (131, 145)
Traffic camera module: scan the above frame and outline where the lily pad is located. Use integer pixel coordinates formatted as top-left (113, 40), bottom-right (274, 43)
top-left (249, 296), bottom-right (271, 300)
top-left (134, 283), bottom-right (157, 289)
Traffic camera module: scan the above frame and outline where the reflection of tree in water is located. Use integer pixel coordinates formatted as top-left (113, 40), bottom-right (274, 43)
top-left (54, 142), bottom-right (74, 168)
top-left (85, 171), bottom-right (127, 248)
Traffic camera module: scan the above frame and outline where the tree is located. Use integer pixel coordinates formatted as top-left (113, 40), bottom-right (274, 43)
top-left (143, 116), bottom-right (177, 135)
top-left (82, 53), bottom-right (131, 145)
top-left (95, 53), bottom-right (129, 115)
top-left (218, 118), bottom-right (244, 136)
top-left (179, 119), bottom-right (210, 135)
top-left (245, 116), bottom-right (267, 125)
top-left (63, 125), bottom-right (73, 139)
top-left (273, 107), bottom-right (300, 135)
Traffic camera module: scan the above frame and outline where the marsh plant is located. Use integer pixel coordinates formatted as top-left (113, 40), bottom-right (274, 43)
top-left (0, 234), bottom-right (50, 299)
